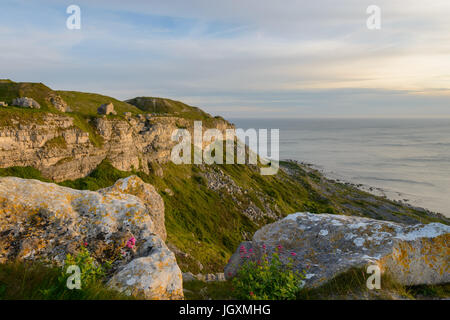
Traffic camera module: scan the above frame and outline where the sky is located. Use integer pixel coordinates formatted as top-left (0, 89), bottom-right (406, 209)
top-left (1, 0), bottom-right (449, 118)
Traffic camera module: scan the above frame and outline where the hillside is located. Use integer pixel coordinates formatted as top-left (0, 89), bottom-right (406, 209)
top-left (0, 81), bottom-right (448, 300)
top-left (126, 97), bottom-right (212, 120)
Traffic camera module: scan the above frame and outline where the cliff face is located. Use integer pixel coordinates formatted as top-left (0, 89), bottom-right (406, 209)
top-left (0, 113), bottom-right (232, 181)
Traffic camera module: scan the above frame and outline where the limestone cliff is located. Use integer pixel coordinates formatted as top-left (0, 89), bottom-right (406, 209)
top-left (0, 113), bottom-right (232, 182)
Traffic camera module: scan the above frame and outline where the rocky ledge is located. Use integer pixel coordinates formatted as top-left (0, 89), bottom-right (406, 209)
top-left (225, 212), bottom-right (449, 287)
top-left (0, 175), bottom-right (183, 300)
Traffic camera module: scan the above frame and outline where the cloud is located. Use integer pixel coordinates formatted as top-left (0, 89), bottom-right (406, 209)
top-left (0, 0), bottom-right (449, 117)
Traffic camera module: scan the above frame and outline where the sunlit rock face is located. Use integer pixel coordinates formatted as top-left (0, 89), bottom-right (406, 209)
top-left (0, 175), bottom-right (182, 300)
top-left (225, 212), bottom-right (450, 287)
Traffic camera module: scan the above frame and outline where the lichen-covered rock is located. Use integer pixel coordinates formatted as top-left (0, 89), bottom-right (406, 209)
top-left (0, 176), bottom-right (182, 299)
top-left (11, 97), bottom-right (40, 109)
top-left (108, 235), bottom-right (183, 300)
top-left (97, 102), bottom-right (117, 115)
top-left (101, 175), bottom-right (166, 241)
top-left (47, 93), bottom-right (69, 112)
top-left (225, 212), bottom-right (450, 287)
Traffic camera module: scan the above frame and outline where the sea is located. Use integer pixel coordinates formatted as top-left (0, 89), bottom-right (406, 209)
top-left (230, 118), bottom-right (450, 217)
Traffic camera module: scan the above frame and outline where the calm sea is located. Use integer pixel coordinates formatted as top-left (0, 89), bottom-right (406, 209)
top-left (230, 118), bottom-right (450, 217)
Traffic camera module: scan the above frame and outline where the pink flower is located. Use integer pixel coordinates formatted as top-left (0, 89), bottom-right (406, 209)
top-left (83, 242), bottom-right (88, 247)
top-left (250, 291), bottom-right (254, 296)
top-left (290, 252), bottom-right (297, 256)
top-left (277, 245), bottom-right (283, 250)
top-left (262, 244), bottom-right (266, 250)
top-left (126, 237), bottom-right (136, 249)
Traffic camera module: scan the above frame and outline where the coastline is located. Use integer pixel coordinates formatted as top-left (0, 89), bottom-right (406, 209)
top-left (284, 159), bottom-right (449, 222)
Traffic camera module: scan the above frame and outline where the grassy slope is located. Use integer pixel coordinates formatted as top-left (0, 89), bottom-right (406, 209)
top-left (2, 159), bottom-right (447, 274)
top-left (0, 262), bottom-right (132, 300)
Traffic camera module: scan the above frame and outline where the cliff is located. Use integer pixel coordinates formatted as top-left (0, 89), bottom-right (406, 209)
top-left (0, 81), bottom-right (232, 181)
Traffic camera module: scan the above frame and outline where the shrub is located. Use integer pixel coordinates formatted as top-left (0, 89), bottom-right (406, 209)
top-left (62, 245), bottom-right (112, 287)
top-left (232, 246), bottom-right (305, 300)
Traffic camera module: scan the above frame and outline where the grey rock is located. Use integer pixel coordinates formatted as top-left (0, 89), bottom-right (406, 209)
top-left (182, 272), bottom-right (196, 282)
top-left (225, 212), bottom-right (450, 287)
top-left (0, 176), bottom-right (181, 299)
top-left (97, 102), bottom-right (117, 115)
top-left (12, 97), bottom-right (40, 109)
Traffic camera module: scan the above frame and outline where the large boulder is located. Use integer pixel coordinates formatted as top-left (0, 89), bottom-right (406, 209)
top-left (11, 97), bottom-right (41, 109)
top-left (225, 212), bottom-right (449, 287)
top-left (0, 175), bottom-right (182, 299)
top-left (108, 235), bottom-right (183, 300)
top-left (101, 175), bottom-right (166, 241)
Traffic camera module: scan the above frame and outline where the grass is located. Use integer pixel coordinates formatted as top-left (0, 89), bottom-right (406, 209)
top-left (184, 268), bottom-right (449, 300)
top-left (0, 166), bottom-right (51, 182)
top-left (0, 261), bottom-right (133, 300)
top-left (183, 280), bottom-right (235, 300)
top-left (44, 136), bottom-right (67, 149)
top-left (296, 267), bottom-right (450, 300)
top-left (58, 160), bottom-right (134, 190)
top-left (56, 90), bottom-right (141, 117)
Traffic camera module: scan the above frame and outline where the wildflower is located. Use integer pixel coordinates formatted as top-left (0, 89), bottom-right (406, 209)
top-left (262, 244), bottom-right (266, 250)
top-left (290, 252), bottom-right (297, 256)
top-left (126, 237), bottom-right (136, 249)
top-left (277, 244), bottom-right (283, 251)
top-left (250, 291), bottom-right (254, 297)
top-left (83, 242), bottom-right (88, 247)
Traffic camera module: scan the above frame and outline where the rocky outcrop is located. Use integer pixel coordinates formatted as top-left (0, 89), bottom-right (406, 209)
top-left (97, 103), bottom-right (117, 115)
top-left (0, 113), bottom-right (232, 181)
top-left (0, 176), bottom-right (182, 300)
top-left (11, 97), bottom-right (40, 109)
top-left (225, 212), bottom-right (450, 287)
top-left (108, 235), bottom-right (183, 300)
top-left (0, 102), bottom-right (7, 107)
top-left (182, 272), bottom-right (226, 282)
top-left (47, 93), bottom-right (69, 112)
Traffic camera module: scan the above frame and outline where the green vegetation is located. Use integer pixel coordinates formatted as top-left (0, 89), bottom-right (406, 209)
top-left (296, 267), bottom-right (450, 300)
top-left (126, 97), bottom-right (212, 120)
top-left (63, 245), bottom-right (112, 287)
top-left (44, 136), bottom-right (67, 149)
top-left (0, 166), bottom-right (50, 182)
top-left (183, 280), bottom-right (235, 300)
top-left (184, 268), bottom-right (449, 300)
top-left (57, 91), bottom-right (141, 117)
top-left (232, 246), bottom-right (305, 300)
top-left (59, 160), bottom-right (134, 190)
top-left (0, 261), bottom-right (131, 300)
top-left (1, 158), bottom-right (447, 273)
top-left (0, 81), bottom-right (54, 110)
